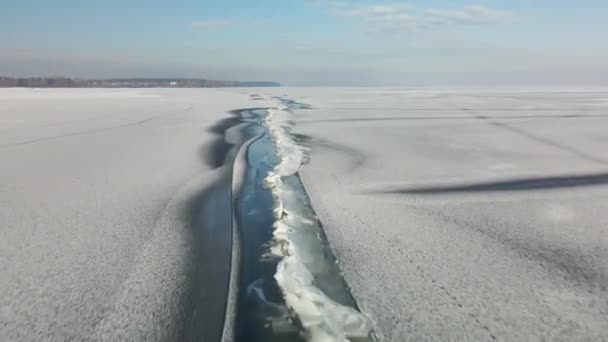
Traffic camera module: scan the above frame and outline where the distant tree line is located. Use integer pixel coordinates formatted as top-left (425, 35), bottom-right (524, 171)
top-left (0, 77), bottom-right (280, 88)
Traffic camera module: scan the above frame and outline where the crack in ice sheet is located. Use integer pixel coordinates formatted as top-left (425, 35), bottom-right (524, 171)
top-left (262, 100), bottom-right (372, 342)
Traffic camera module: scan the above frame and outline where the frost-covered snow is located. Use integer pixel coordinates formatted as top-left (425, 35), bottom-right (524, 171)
top-left (3, 87), bottom-right (608, 341)
top-left (261, 88), bottom-right (608, 341)
top-left (0, 88), bottom-right (267, 341)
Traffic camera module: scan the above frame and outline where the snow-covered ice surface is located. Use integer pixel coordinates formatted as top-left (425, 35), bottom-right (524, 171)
top-left (3, 87), bottom-right (608, 341)
top-left (0, 88), bottom-right (270, 341)
top-left (260, 88), bottom-right (608, 341)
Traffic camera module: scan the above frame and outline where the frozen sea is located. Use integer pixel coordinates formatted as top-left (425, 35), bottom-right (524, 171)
top-left (1, 87), bottom-right (608, 341)
top-left (0, 88), bottom-right (262, 341)
top-left (263, 87), bottom-right (608, 341)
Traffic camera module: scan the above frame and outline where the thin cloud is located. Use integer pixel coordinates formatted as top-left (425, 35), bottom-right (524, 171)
top-left (330, 3), bottom-right (515, 33)
top-left (191, 20), bottom-right (232, 29)
top-left (332, 3), bottom-right (415, 17)
top-left (425, 5), bottom-right (514, 26)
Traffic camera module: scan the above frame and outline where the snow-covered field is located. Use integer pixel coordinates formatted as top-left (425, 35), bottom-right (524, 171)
top-left (0, 88), bottom-right (264, 341)
top-left (2, 87), bottom-right (608, 341)
top-left (262, 88), bottom-right (608, 341)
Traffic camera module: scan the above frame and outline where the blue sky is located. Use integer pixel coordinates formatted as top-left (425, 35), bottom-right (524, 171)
top-left (1, 0), bottom-right (607, 86)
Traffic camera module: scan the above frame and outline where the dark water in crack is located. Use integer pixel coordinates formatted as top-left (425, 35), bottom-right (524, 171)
top-left (232, 100), bottom-right (373, 342)
top-left (234, 112), bottom-right (304, 342)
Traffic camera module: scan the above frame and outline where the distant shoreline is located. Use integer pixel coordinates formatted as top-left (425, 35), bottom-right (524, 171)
top-left (0, 77), bottom-right (280, 88)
